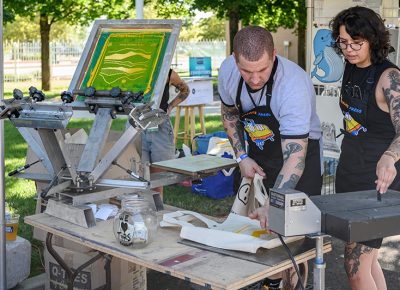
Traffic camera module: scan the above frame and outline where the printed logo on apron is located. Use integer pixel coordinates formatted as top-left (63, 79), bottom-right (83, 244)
top-left (242, 118), bottom-right (275, 150)
top-left (343, 112), bottom-right (367, 136)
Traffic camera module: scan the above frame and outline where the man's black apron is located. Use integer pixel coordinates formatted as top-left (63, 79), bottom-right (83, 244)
top-left (235, 59), bottom-right (322, 196)
top-left (335, 61), bottom-right (400, 248)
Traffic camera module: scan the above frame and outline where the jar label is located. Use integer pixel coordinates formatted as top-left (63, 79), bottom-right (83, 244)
top-left (116, 213), bottom-right (148, 246)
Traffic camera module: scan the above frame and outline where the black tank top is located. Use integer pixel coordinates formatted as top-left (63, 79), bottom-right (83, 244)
top-left (340, 60), bottom-right (397, 141)
top-left (159, 69), bottom-right (173, 112)
top-left (336, 59), bottom-right (400, 193)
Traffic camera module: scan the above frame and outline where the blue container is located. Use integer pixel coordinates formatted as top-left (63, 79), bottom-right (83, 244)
top-left (191, 152), bottom-right (235, 199)
top-left (192, 171), bottom-right (235, 199)
top-left (194, 131), bottom-right (228, 154)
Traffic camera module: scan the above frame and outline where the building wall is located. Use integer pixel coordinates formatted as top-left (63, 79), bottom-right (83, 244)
top-left (272, 28), bottom-right (299, 64)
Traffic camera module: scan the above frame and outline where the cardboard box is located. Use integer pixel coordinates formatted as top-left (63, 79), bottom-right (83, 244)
top-left (45, 245), bottom-right (146, 290)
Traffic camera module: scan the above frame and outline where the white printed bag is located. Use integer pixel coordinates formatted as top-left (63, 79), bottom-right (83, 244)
top-left (161, 210), bottom-right (302, 253)
top-left (230, 173), bottom-right (268, 216)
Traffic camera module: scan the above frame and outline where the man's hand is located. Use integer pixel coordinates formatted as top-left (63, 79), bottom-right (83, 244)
top-left (376, 153), bottom-right (397, 193)
top-left (249, 206), bottom-right (269, 229)
top-left (239, 157), bottom-right (265, 179)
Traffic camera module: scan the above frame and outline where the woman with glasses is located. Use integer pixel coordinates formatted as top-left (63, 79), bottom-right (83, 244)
top-left (330, 6), bottom-right (400, 290)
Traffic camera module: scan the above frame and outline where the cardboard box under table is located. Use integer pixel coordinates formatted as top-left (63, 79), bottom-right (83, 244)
top-left (25, 208), bottom-right (331, 290)
top-left (44, 244), bottom-right (144, 290)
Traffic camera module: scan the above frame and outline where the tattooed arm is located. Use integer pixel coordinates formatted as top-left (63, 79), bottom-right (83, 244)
top-left (166, 70), bottom-right (190, 114)
top-left (249, 138), bottom-right (308, 229)
top-left (221, 103), bottom-right (265, 178)
top-left (377, 68), bottom-right (400, 193)
top-left (273, 138), bottom-right (308, 189)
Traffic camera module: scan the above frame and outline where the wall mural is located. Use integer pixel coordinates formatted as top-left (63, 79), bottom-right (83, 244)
top-left (311, 28), bottom-right (344, 84)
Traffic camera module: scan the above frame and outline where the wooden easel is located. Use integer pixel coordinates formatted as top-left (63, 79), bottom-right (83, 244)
top-left (173, 105), bottom-right (206, 151)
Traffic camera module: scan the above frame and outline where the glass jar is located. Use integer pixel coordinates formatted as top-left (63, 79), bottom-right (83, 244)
top-left (113, 195), bottom-right (158, 248)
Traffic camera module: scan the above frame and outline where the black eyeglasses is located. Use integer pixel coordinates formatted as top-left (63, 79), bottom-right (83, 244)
top-left (336, 37), bottom-right (366, 51)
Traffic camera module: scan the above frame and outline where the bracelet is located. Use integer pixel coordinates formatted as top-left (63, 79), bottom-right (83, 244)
top-left (383, 151), bottom-right (399, 162)
top-left (235, 153), bottom-right (248, 163)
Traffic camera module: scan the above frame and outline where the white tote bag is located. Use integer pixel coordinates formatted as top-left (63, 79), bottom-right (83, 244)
top-left (230, 173), bottom-right (268, 216)
top-left (161, 209), bottom-right (302, 253)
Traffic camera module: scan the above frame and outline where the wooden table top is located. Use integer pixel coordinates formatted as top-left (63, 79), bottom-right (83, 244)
top-left (25, 211), bottom-right (331, 290)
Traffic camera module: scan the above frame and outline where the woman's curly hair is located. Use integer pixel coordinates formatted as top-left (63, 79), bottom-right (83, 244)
top-left (329, 6), bottom-right (391, 64)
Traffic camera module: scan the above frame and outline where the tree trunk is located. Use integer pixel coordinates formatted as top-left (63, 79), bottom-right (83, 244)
top-left (228, 10), bottom-right (240, 55)
top-left (40, 14), bottom-right (51, 91)
top-left (297, 26), bottom-right (306, 70)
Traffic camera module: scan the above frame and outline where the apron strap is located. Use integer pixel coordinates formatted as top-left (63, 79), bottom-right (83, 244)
top-left (236, 57), bottom-right (279, 110)
top-left (236, 77), bottom-right (245, 113)
top-left (265, 58), bottom-right (278, 107)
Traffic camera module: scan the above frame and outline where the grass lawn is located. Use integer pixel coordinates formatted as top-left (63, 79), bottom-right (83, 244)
top-left (5, 114), bottom-right (234, 277)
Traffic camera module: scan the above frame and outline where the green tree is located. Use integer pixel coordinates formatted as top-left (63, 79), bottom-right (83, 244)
top-left (198, 15), bottom-right (225, 40)
top-left (155, 0), bottom-right (306, 55)
top-left (4, 15), bottom-right (88, 43)
top-left (4, 0), bottom-right (133, 90)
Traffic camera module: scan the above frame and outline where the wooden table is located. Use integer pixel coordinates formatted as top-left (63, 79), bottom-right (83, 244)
top-left (25, 212), bottom-right (331, 290)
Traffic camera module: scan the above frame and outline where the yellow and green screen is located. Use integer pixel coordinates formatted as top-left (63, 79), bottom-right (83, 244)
top-left (78, 29), bottom-right (171, 103)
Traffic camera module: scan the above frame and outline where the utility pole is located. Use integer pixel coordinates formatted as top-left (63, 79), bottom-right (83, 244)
top-left (306, 0), bottom-right (314, 73)
top-left (136, 0), bottom-right (144, 19)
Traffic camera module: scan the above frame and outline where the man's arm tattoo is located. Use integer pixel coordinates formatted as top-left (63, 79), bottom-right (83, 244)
top-left (281, 174), bottom-right (300, 189)
top-left (274, 174), bottom-right (284, 188)
top-left (273, 174), bottom-right (300, 189)
top-left (222, 105), bottom-right (245, 154)
top-left (282, 142), bottom-right (302, 161)
top-left (295, 155), bottom-right (306, 171)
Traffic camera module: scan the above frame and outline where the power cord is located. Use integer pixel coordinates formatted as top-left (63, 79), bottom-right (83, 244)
top-left (277, 234), bottom-right (306, 290)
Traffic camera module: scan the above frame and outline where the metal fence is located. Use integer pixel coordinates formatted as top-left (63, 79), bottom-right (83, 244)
top-left (3, 40), bottom-right (227, 83)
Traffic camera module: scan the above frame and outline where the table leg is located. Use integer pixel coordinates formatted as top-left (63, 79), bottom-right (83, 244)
top-left (312, 235), bottom-right (327, 290)
top-left (45, 232), bottom-right (112, 290)
top-left (190, 106), bottom-right (196, 151)
top-left (184, 107), bottom-right (190, 145)
top-left (198, 105), bottom-right (206, 135)
top-left (173, 106), bottom-right (181, 145)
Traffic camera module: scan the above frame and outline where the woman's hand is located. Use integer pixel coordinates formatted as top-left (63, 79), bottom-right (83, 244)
top-left (375, 154), bottom-right (397, 193)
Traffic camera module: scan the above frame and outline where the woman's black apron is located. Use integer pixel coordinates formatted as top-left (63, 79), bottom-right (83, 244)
top-left (235, 59), bottom-right (322, 196)
top-left (336, 60), bottom-right (400, 248)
